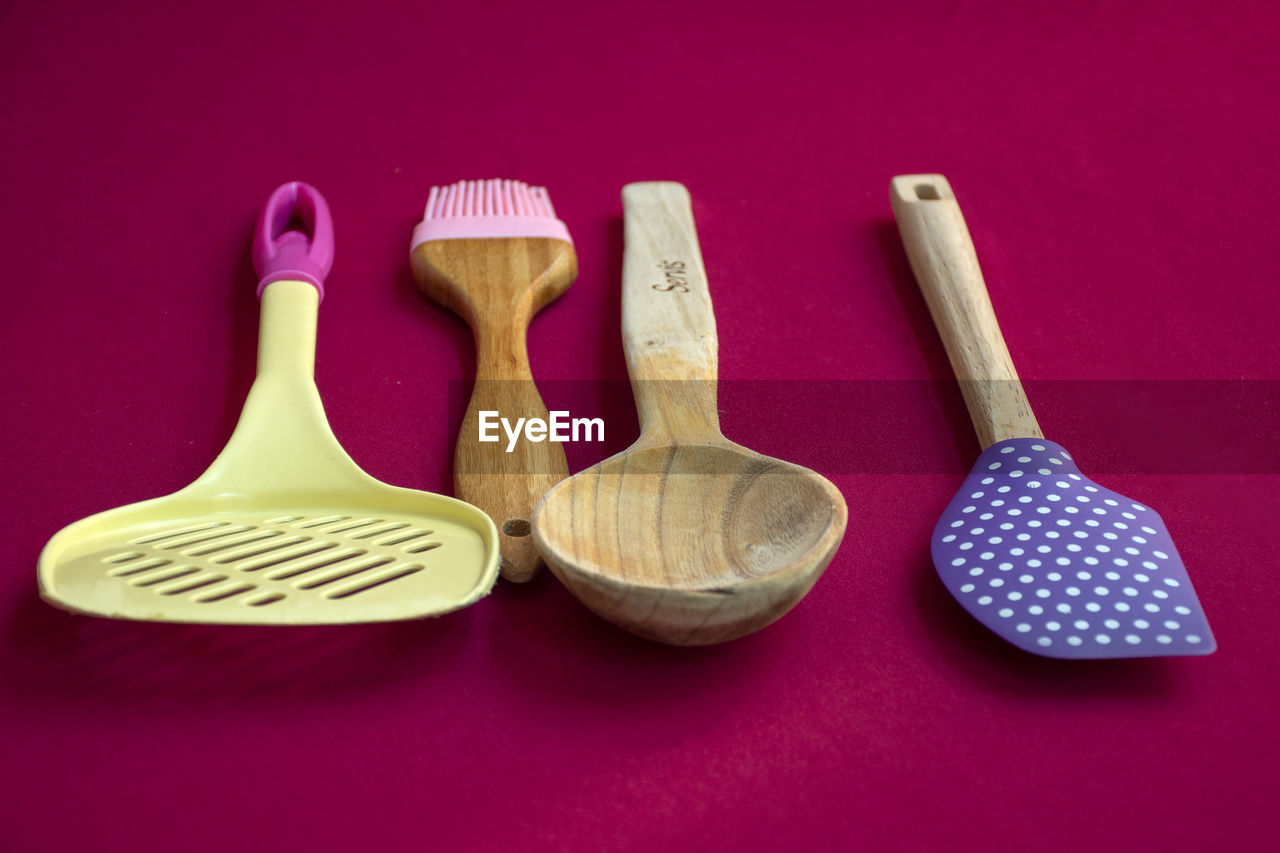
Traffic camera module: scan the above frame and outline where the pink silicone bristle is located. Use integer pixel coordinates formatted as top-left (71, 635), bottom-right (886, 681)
top-left (464, 180), bottom-right (477, 216)
top-left (530, 186), bottom-right (556, 218)
top-left (497, 180), bottom-right (511, 216)
top-left (411, 179), bottom-right (572, 246)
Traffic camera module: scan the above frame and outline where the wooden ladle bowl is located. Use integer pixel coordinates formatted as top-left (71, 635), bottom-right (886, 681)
top-left (534, 442), bottom-right (845, 644)
top-left (532, 183), bottom-right (847, 644)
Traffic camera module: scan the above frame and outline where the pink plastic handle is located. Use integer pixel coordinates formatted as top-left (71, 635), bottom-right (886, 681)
top-left (252, 181), bottom-right (334, 300)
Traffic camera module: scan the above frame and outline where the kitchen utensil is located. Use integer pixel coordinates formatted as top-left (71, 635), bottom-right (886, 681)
top-left (891, 173), bottom-right (1213, 658)
top-left (411, 179), bottom-right (576, 583)
top-left (532, 182), bottom-right (847, 645)
top-left (38, 182), bottom-right (499, 624)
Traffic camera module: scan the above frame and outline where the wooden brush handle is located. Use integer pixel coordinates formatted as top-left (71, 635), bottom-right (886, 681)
top-left (410, 238), bottom-right (575, 582)
top-left (890, 174), bottom-right (1042, 448)
top-left (620, 182), bottom-right (723, 445)
top-left (455, 334), bottom-right (567, 582)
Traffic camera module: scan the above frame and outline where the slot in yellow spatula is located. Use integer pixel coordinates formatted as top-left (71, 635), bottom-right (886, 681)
top-left (37, 182), bottom-right (499, 624)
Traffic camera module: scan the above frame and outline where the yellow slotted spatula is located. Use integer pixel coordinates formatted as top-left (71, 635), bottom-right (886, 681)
top-left (38, 182), bottom-right (499, 624)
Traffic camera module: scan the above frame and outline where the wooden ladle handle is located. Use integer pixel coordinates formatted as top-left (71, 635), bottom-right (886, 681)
top-left (890, 174), bottom-right (1043, 449)
top-left (621, 182), bottom-right (723, 445)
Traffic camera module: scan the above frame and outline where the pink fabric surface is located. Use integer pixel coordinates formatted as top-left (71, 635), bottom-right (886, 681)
top-left (2, 1), bottom-right (1277, 850)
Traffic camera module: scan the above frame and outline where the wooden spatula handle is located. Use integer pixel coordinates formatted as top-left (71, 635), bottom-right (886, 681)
top-left (890, 174), bottom-right (1042, 448)
top-left (620, 182), bottom-right (722, 445)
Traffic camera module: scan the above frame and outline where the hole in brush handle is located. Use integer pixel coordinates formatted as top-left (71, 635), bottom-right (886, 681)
top-left (502, 519), bottom-right (532, 537)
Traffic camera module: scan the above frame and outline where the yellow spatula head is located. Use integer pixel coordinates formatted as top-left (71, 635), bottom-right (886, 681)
top-left (39, 495), bottom-right (495, 624)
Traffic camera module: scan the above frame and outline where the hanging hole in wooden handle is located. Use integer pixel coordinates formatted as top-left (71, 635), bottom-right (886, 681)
top-left (502, 519), bottom-right (532, 537)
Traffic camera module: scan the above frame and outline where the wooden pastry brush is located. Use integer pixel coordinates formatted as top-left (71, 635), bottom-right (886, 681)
top-left (410, 179), bottom-right (576, 582)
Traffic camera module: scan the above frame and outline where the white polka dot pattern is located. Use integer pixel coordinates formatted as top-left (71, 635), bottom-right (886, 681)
top-left (933, 438), bottom-right (1214, 659)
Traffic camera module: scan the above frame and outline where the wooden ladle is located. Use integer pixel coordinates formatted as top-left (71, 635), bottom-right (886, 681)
top-left (531, 182), bottom-right (847, 644)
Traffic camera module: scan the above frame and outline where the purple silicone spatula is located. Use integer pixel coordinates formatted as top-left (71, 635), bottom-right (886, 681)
top-left (890, 174), bottom-right (1214, 659)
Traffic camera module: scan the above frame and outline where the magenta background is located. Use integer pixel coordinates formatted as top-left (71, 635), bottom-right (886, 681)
top-left (2, 1), bottom-right (1277, 850)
